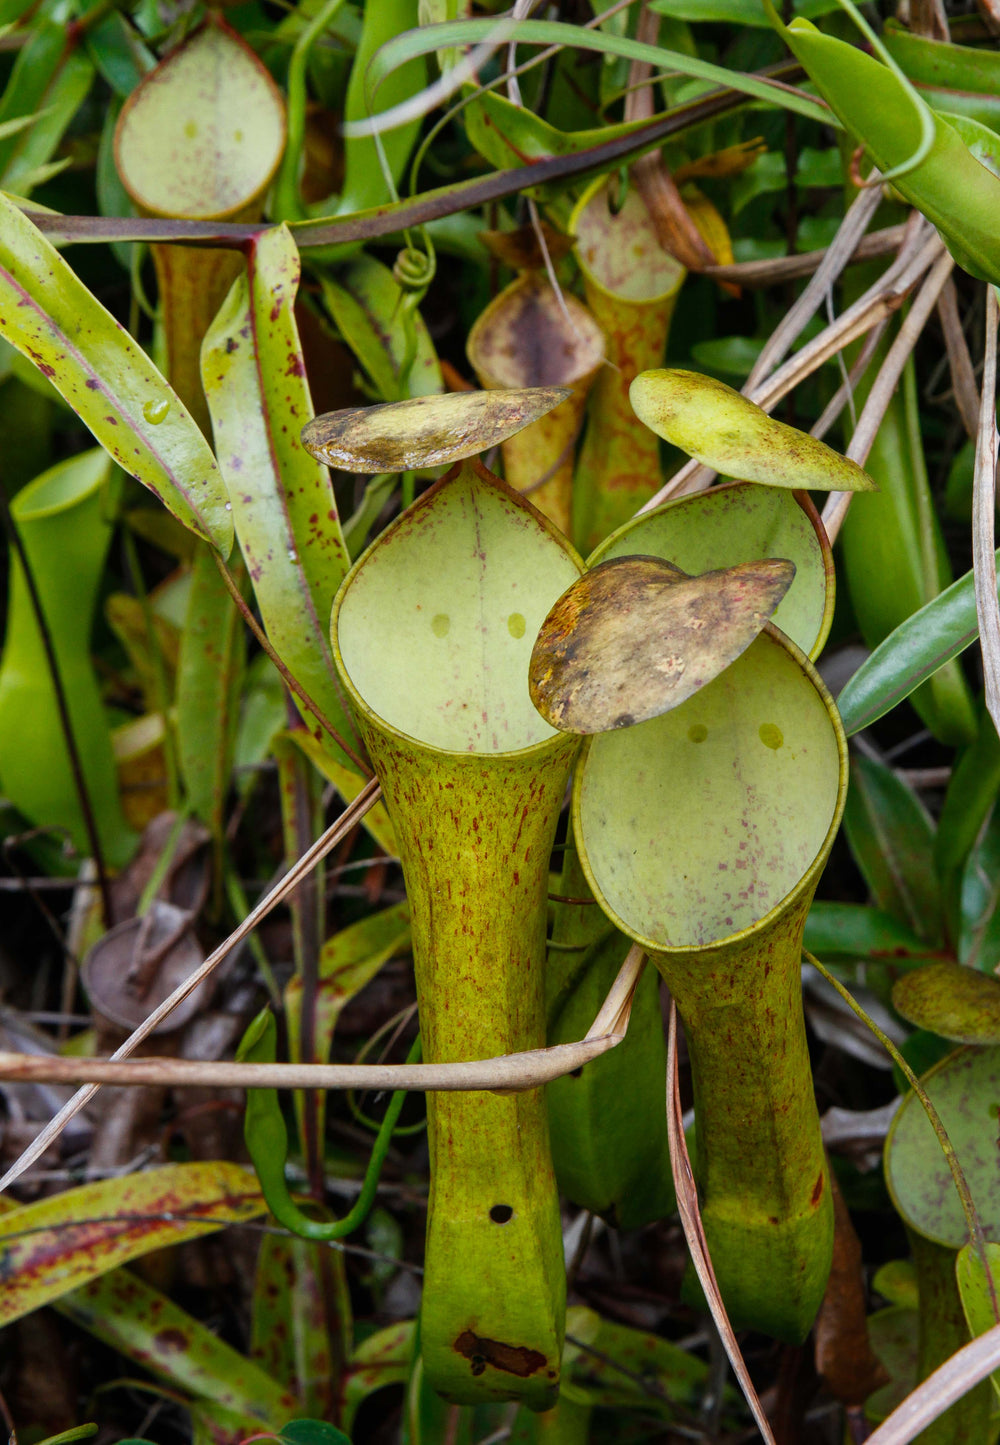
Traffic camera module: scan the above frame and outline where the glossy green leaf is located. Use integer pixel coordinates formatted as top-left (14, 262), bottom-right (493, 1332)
top-left (574, 627), bottom-right (846, 1341)
top-left (529, 554), bottom-right (794, 734)
top-left (275, 1422), bottom-right (352, 1445)
top-left (803, 901), bottom-right (938, 966)
top-left (114, 15), bottom-right (285, 220)
top-left (884, 1045), bottom-right (1000, 1248)
top-left (462, 87), bottom-right (686, 196)
top-left (0, 449), bottom-right (135, 866)
top-left (0, 192), bottom-right (231, 552)
top-left (304, 387), bottom-right (570, 477)
top-left (201, 224), bottom-right (364, 772)
top-left (251, 1231), bottom-right (351, 1420)
top-left (630, 369), bottom-right (876, 491)
top-left (892, 962), bottom-right (1000, 1044)
top-left (362, 17), bottom-right (835, 130)
top-left (60, 1268), bottom-right (297, 1424)
top-left (956, 1240), bottom-right (1000, 1400)
top-left (651, 0), bottom-right (838, 21)
top-left (0, 1162), bottom-right (265, 1325)
top-left (837, 547), bottom-right (1000, 735)
top-left (85, 9), bottom-right (156, 97)
top-left (590, 482), bottom-right (833, 659)
top-left (319, 254), bottom-right (442, 405)
top-left (780, 17), bottom-right (1000, 283)
top-left (176, 545), bottom-right (245, 838)
top-left (842, 753), bottom-right (941, 944)
top-left (0, 18), bottom-right (94, 194)
top-left (565, 1311), bottom-right (714, 1416)
top-left (884, 21), bottom-right (1000, 129)
top-left (839, 358), bottom-right (976, 747)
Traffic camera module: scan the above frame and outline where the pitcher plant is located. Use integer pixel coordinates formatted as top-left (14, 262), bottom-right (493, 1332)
top-left (569, 174), bottom-right (686, 553)
top-left (529, 368), bottom-right (873, 1340)
top-left (467, 270), bottom-right (604, 538)
top-left (313, 388), bottom-right (585, 1407)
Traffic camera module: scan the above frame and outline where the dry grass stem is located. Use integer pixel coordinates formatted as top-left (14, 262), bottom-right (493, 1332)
top-left (665, 1001), bottom-right (777, 1445)
top-left (704, 223), bottom-right (908, 287)
top-left (823, 248), bottom-right (956, 544)
top-left (746, 182), bottom-right (883, 389)
top-left (937, 277), bottom-right (981, 440)
top-left (0, 778), bottom-right (382, 1194)
top-left (640, 223), bottom-right (943, 512)
top-left (0, 921), bottom-right (645, 1150)
top-left (864, 1324), bottom-right (1000, 1444)
top-left (973, 283), bottom-right (1000, 733)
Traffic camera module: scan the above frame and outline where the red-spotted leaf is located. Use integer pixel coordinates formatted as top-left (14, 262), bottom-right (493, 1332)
top-left (0, 193), bottom-right (231, 553)
top-left (201, 223), bottom-right (365, 774)
top-left (0, 1162), bottom-right (264, 1325)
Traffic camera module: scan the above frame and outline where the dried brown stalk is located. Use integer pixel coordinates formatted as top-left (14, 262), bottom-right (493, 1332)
top-left (972, 284), bottom-right (1000, 734)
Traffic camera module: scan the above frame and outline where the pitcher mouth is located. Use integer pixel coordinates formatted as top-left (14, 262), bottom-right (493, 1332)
top-left (572, 623), bottom-right (848, 956)
top-left (332, 459), bottom-right (585, 759)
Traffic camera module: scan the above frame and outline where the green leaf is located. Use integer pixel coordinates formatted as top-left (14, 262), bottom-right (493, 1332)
top-left (59, 1268), bottom-right (297, 1423)
top-left (0, 1162), bottom-right (265, 1325)
top-left (362, 16), bottom-right (835, 130)
top-left (837, 551), bottom-right (1000, 735)
top-left (277, 1422), bottom-right (352, 1445)
top-left (176, 544), bottom-right (246, 838)
top-left (251, 1232), bottom-right (351, 1419)
top-left (201, 224), bottom-right (364, 772)
top-left (936, 705), bottom-right (1000, 942)
top-left (651, 0), bottom-right (839, 22)
top-left (781, 18), bottom-right (1000, 283)
top-left (0, 18), bottom-right (94, 194)
top-left (956, 1240), bottom-right (1000, 1399)
top-left (630, 369), bottom-right (876, 491)
top-left (84, 8), bottom-right (156, 97)
top-left (959, 808), bottom-right (1000, 971)
top-left (319, 254), bottom-right (442, 404)
top-left (803, 901), bottom-right (936, 965)
top-left (838, 360), bottom-right (975, 746)
top-left (0, 193), bottom-right (232, 552)
top-left (842, 753), bottom-right (941, 943)
top-left (340, 1321), bottom-right (413, 1435)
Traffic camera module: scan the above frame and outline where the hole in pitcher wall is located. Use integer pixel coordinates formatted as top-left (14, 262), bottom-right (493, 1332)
top-left (490, 1204), bottom-right (513, 1224)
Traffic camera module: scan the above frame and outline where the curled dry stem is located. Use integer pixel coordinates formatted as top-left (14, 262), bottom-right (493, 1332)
top-left (665, 1000), bottom-right (777, 1445)
top-left (0, 886), bottom-right (646, 1173)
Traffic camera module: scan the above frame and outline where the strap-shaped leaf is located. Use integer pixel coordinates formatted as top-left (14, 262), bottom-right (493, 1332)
top-left (0, 192), bottom-right (231, 552)
top-left (202, 223), bottom-right (365, 769)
